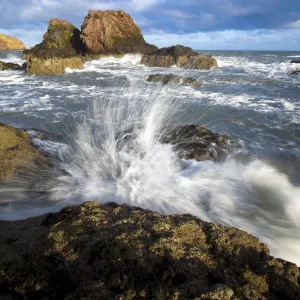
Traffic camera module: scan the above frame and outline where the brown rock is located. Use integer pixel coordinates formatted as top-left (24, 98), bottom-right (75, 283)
top-left (81, 10), bottom-right (157, 54)
top-left (141, 45), bottom-right (218, 70)
top-left (0, 202), bottom-right (299, 299)
top-left (0, 123), bottom-right (49, 181)
top-left (25, 56), bottom-right (83, 75)
top-left (0, 34), bottom-right (26, 50)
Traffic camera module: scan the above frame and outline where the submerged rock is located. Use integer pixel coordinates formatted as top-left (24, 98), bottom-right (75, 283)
top-left (0, 123), bottom-right (50, 181)
top-left (290, 60), bottom-right (300, 64)
top-left (0, 34), bottom-right (26, 50)
top-left (0, 61), bottom-right (24, 71)
top-left (81, 10), bottom-right (157, 55)
top-left (160, 125), bottom-right (227, 161)
top-left (23, 18), bottom-right (84, 75)
top-left (0, 201), bottom-right (299, 299)
top-left (146, 73), bottom-right (201, 87)
top-left (141, 45), bottom-right (218, 70)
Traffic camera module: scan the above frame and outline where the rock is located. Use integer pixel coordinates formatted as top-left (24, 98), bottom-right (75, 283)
top-left (290, 60), bottom-right (300, 64)
top-left (25, 56), bottom-right (84, 75)
top-left (0, 34), bottom-right (26, 50)
top-left (0, 201), bottom-right (299, 299)
top-left (0, 61), bottom-right (24, 71)
top-left (146, 73), bottom-right (201, 87)
top-left (0, 123), bottom-right (50, 181)
top-left (290, 70), bottom-right (300, 75)
top-left (81, 10), bottom-right (157, 54)
top-left (160, 125), bottom-right (228, 161)
top-left (141, 45), bottom-right (218, 70)
top-left (23, 18), bottom-right (84, 75)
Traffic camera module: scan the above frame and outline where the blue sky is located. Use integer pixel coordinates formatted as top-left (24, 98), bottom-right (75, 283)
top-left (0, 0), bottom-right (300, 50)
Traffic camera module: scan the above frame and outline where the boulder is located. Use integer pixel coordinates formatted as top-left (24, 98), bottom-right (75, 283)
top-left (146, 73), bottom-right (201, 87)
top-left (141, 45), bottom-right (218, 70)
top-left (0, 201), bottom-right (299, 299)
top-left (0, 123), bottom-right (50, 181)
top-left (290, 60), bottom-right (300, 64)
top-left (0, 61), bottom-right (24, 71)
top-left (160, 124), bottom-right (227, 161)
top-left (291, 70), bottom-right (300, 75)
top-left (0, 34), bottom-right (26, 50)
top-left (23, 18), bottom-right (84, 75)
top-left (81, 10), bottom-right (157, 54)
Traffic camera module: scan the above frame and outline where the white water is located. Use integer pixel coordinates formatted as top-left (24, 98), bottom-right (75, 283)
top-left (1, 53), bottom-right (300, 265)
top-left (39, 82), bottom-right (300, 266)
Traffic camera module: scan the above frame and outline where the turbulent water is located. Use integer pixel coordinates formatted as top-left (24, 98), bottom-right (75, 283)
top-left (1, 50), bottom-right (300, 265)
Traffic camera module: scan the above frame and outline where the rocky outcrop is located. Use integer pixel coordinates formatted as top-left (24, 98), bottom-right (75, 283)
top-left (0, 34), bottom-right (26, 50)
top-left (141, 45), bottom-right (218, 70)
top-left (0, 61), bottom-right (24, 71)
top-left (146, 73), bottom-right (201, 87)
top-left (160, 125), bottom-right (227, 161)
top-left (25, 56), bottom-right (83, 75)
top-left (0, 201), bottom-right (299, 299)
top-left (0, 123), bottom-right (50, 181)
top-left (23, 18), bottom-right (84, 75)
top-left (81, 10), bottom-right (157, 54)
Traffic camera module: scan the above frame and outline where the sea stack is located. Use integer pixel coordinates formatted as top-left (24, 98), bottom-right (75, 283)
top-left (0, 34), bottom-right (26, 51)
top-left (23, 18), bottom-right (84, 75)
top-left (81, 10), bottom-right (157, 55)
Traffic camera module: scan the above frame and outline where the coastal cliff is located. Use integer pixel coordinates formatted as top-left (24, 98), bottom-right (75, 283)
top-left (0, 34), bottom-right (26, 51)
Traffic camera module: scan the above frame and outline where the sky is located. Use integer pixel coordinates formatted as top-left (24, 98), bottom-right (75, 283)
top-left (0, 0), bottom-right (300, 50)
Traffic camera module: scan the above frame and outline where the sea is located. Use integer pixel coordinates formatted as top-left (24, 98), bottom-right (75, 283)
top-left (0, 50), bottom-right (300, 265)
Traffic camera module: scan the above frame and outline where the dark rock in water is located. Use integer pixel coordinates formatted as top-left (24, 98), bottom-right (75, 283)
top-left (0, 61), bottom-right (24, 71)
top-left (146, 73), bottom-right (201, 87)
top-left (290, 70), bottom-right (300, 75)
top-left (160, 125), bottom-right (228, 161)
top-left (0, 201), bottom-right (299, 299)
top-left (290, 60), bottom-right (300, 64)
top-left (141, 45), bottom-right (218, 70)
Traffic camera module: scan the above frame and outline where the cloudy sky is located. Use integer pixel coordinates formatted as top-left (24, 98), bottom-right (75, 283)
top-left (1, 0), bottom-right (300, 50)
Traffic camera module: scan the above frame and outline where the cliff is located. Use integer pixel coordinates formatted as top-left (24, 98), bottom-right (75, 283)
top-left (0, 34), bottom-right (26, 50)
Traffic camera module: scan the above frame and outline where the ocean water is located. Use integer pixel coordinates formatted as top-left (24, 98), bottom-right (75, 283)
top-left (0, 50), bottom-right (300, 265)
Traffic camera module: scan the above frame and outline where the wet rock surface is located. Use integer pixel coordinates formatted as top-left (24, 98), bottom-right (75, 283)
top-left (141, 45), bottom-right (218, 70)
top-left (146, 74), bottom-right (201, 87)
top-left (160, 125), bottom-right (228, 161)
top-left (81, 10), bottom-right (157, 55)
top-left (0, 61), bottom-right (24, 71)
top-left (0, 201), bottom-right (299, 299)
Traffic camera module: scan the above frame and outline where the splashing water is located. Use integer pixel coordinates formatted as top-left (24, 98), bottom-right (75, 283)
top-left (1, 78), bottom-right (300, 265)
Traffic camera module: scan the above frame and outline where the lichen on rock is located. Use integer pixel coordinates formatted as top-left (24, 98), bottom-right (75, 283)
top-left (0, 201), bottom-right (299, 299)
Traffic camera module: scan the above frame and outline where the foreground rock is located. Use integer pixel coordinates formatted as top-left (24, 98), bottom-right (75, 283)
top-left (0, 123), bottom-right (49, 181)
top-left (0, 61), bottom-right (24, 71)
top-left (23, 18), bottom-right (84, 75)
top-left (160, 125), bottom-right (227, 161)
top-left (0, 201), bottom-right (299, 299)
top-left (81, 10), bottom-right (157, 55)
top-left (146, 73), bottom-right (201, 87)
top-left (141, 45), bottom-right (218, 70)
top-left (0, 34), bottom-right (26, 50)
